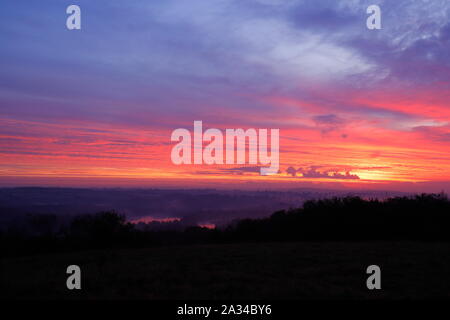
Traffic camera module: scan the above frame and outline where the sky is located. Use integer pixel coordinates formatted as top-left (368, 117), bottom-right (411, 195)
top-left (1, 0), bottom-right (450, 192)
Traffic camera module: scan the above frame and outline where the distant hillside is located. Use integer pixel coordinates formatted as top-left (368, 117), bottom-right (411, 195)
top-left (2, 193), bottom-right (450, 257)
top-left (0, 187), bottom-right (407, 228)
top-left (227, 193), bottom-right (450, 241)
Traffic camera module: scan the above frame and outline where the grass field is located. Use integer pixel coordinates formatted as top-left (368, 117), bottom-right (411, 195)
top-left (2, 241), bottom-right (450, 300)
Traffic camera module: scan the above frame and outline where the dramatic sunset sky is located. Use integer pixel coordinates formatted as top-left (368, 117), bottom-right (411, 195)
top-left (1, 0), bottom-right (450, 191)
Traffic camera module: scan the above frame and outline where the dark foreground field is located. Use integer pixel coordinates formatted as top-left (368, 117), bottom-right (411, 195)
top-left (2, 241), bottom-right (450, 300)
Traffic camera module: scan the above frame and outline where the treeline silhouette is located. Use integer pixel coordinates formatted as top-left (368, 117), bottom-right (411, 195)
top-left (1, 194), bottom-right (450, 256)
